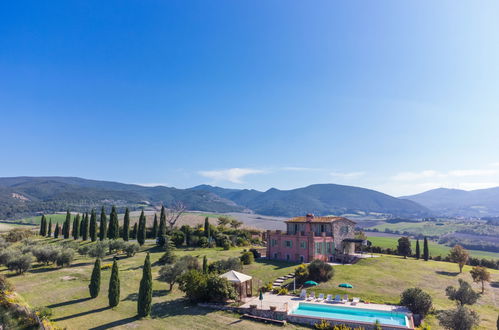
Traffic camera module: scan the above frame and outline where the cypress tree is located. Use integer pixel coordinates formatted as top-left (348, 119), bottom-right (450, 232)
top-left (108, 260), bottom-right (120, 307)
top-left (203, 255), bottom-right (208, 274)
top-left (39, 215), bottom-right (46, 236)
top-left (204, 217), bottom-right (210, 238)
top-left (64, 210), bottom-right (71, 239)
top-left (151, 214), bottom-right (158, 239)
top-left (108, 206), bottom-right (119, 239)
top-left (47, 219), bottom-right (52, 237)
top-left (132, 223), bottom-right (138, 239)
top-left (137, 210), bottom-right (146, 246)
top-left (159, 206), bottom-right (166, 237)
top-left (89, 209), bottom-right (97, 242)
top-left (423, 237), bottom-right (429, 261)
top-left (89, 258), bottom-right (101, 298)
top-left (54, 223), bottom-right (60, 239)
top-left (73, 214), bottom-right (80, 240)
top-left (415, 239), bottom-right (420, 259)
top-left (137, 253), bottom-right (152, 317)
top-left (99, 207), bottom-right (107, 241)
top-left (82, 213), bottom-right (89, 241)
top-left (123, 208), bottom-right (130, 241)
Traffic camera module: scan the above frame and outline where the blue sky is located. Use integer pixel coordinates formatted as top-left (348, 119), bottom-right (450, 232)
top-left (1, 1), bottom-right (499, 196)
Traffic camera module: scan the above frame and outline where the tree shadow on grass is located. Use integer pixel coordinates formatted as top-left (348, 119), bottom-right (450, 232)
top-left (47, 297), bottom-right (92, 308)
top-left (150, 299), bottom-right (211, 318)
top-left (51, 306), bottom-right (111, 322)
top-left (145, 245), bottom-right (163, 253)
top-left (490, 281), bottom-right (499, 288)
top-left (88, 316), bottom-right (138, 330)
top-left (70, 261), bottom-right (94, 268)
top-left (436, 271), bottom-right (460, 276)
top-left (124, 293), bottom-right (138, 302)
top-left (29, 265), bottom-right (58, 274)
top-left (153, 289), bottom-right (169, 297)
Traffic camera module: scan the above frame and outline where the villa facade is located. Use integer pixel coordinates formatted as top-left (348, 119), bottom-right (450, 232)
top-left (266, 214), bottom-right (356, 263)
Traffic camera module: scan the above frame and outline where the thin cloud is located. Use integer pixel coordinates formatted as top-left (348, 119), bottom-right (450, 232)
top-left (135, 182), bottom-right (169, 187)
top-left (198, 168), bottom-right (266, 184)
top-left (330, 171), bottom-right (366, 179)
top-left (280, 167), bottom-right (321, 172)
top-left (448, 169), bottom-right (499, 177)
top-left (391, 170), bottom-right (441, 181)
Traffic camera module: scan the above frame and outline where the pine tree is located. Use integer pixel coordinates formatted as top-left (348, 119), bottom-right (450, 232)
top-left (39, 215), bottom-right (46, 236)
top-left (423, 237), bottom-right (429, 261)
top-left (159, 206), bottom-right (166, 237)
top-left (132, 223), bottom-right (138, 239)
top-left (89, 209), bottom-right (97, 242)
top-left (89, 258), bottom-right (101, 298)
top-left (99, 207), bottom-right (107, 241)
top-left (64, 210), bottom-right (71, 239)
top-left (203, 255), bottom-right (208, 273)
top-left (415, 239), bottom-right (420, 260)
top-left (54, 223), bottom-right (60, 239)
top-left (108, 206), bottom-right (119, 239)
top-left (47, 219), bottom-right (52, 237)
top-left (204, 217), bottom-right (210, 238)
top-left (151, 214), bottom-right (158, 239)
top-left (82, 213), bottom-right (89, 241)
top-left (123, 208), bottom-right (130, 241)
top-left (108, 260), bottom-right (120, 307)
top-left (137, 210), bottom-right (146, 246)
top-left (137, 253), bottom-right (152, 317)
top-left (73, 214), bottom-right (80, 240)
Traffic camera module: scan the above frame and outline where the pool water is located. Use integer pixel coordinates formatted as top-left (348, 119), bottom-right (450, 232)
top-left (290, 303), bottom-right (408, 327)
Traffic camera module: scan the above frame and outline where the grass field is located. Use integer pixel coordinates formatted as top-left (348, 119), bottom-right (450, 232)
top-left (368, 236), bottom-right (499, 260)
top-left (2, 238), bottom-right (498, 329)
top-left (0, 222), bottom-right (34, 232)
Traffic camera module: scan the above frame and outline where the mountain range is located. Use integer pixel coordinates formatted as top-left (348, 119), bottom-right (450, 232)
top-left (0, 176), bottom-right (428, 219)
top-left (402, 187), bottom-right (499, 217)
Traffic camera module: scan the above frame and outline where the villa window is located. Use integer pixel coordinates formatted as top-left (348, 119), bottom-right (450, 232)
top-left (300, 241), bottom-right (307, 249)
top-left (327, 242), bottom-right (331, 253)
top-left (300, 255), bottom-right (304, 263)
top-left (315, 242), bottom-right (321, 254)
top-left (320, 224), bottom-right (325, 233)
top-left (274, 253), bottom-right (278, 259)
top-left (285, 240), bottom-right (292, 248)
top-left (286, 254), bottom-right (290, 261)
top-left (271, 239), bottom-right (278, 247)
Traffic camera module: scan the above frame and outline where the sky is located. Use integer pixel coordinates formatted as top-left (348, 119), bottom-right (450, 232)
top-left (1, 1), bottom-right (499, 196)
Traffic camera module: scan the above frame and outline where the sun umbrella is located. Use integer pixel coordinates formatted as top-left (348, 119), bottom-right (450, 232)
top-left (339, 283), bottom-right (353, 288)
top-left (259, 289), bottom-right (264, 308)
top-left (304, 280), bottom-right (318, 286)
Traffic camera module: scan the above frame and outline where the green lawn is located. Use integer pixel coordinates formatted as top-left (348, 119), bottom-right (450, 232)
top-left (368, 236), bottom-right (499, 260)
top-left (12, 213), bottom-right (69, 225)
top-left (3, 238), bottom-right (498, 329)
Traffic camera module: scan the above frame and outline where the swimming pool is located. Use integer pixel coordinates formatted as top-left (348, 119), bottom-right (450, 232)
top-left (289, 302), bottom-right (409, 327)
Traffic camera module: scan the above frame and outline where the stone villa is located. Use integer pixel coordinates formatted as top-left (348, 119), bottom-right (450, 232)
top-left (266, 213), bottom-right (356, 263)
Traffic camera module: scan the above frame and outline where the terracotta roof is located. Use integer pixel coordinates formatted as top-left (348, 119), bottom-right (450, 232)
top-left (285, 216), bottom-right (355, 223)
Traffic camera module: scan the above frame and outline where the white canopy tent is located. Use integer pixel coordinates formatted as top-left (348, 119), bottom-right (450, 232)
top-left (220, 270), bottom-right (253, 300)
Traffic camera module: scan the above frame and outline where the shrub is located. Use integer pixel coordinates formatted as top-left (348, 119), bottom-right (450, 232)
top-left (0, 248), bottom-right (18, 266)
top-left (32, 245), bottom-right (60, 265)
top-left (178, 270), bottom-right (237, 303)
top-left (171, 230), bottom-right (185, 247)
top-left (205, 275), bottom-right (237, 302)
top-left (437, 305), bottom-right (479, 330)
top-left (261, 282), bottom-right (273, 292)
top-left (78, 245), bottom-right (91, 255)
top-left (208, 257), bottom-right (242, 274)
top-left (315, 320), bottom-right (331, 330)
top-left (56, 249), bottom-right (74, 267)
top-left (400, 288), bottom-right (433, 316)
top-left (34, 306), bottom-right (52, 320)
top-left (109, 239), bottom-right (126, 254)
top-left (101, 263), bottom-right (113, 270)
top-left (6, 253), bottom-right (32, 274)
top-left (59, 240), bottom-right (79, 250)
top-left (198, 236), bottom-right (209, 248)
top-left (307, 259), bottom-right (334, 282)
top-left (4, 229), bottom-right (33, 242)
top-left (235, 237), bottom-right (249, 247)
top-left (240, 251), bottom-right (254, 265)
top-left (295, 264), bottom-right (309, 283)
top-left (88, 240), bottom-right (109, 258)
top-left (124, 242), bottom-right (140, 257)
top-left (277, 288), bottom-right (288, 295)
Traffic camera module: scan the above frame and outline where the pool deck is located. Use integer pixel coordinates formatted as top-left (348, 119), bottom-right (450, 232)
top-left (241, 292), bottom-right (410, 314)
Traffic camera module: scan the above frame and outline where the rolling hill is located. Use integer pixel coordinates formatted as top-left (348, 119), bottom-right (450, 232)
top-left (190, 183), bottom-right (430, 217)
top-left (401, 187), bottom-right (499, 216)
top-left (0, 177), bottom-right (430, 219)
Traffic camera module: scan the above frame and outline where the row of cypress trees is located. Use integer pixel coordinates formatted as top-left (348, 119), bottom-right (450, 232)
top-left (40, 206), bottom-right (171, 246)
top-left (88, 254), bottom-right (152, 316)
top-left (415, 237), bottom-right (430, 261)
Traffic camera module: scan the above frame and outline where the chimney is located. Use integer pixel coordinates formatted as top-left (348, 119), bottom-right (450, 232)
top-left (306, 213), bottom-right (314, 222)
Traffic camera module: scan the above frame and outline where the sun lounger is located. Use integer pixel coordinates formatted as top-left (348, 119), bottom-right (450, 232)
top-left (334, 295), bottom-right (341, 303)
top-left (342, 294), bottom-right (348, 303)
top-left (351, 297), bottom-right (360, 305)
top-left (307, 292), bottom-right (315, 301)
top-left (300, 289), bottom-right (307, 299)
top-left (317, 293), bottom-right (324, 301)
top-left (326, 294), bottom-right (333, 303)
